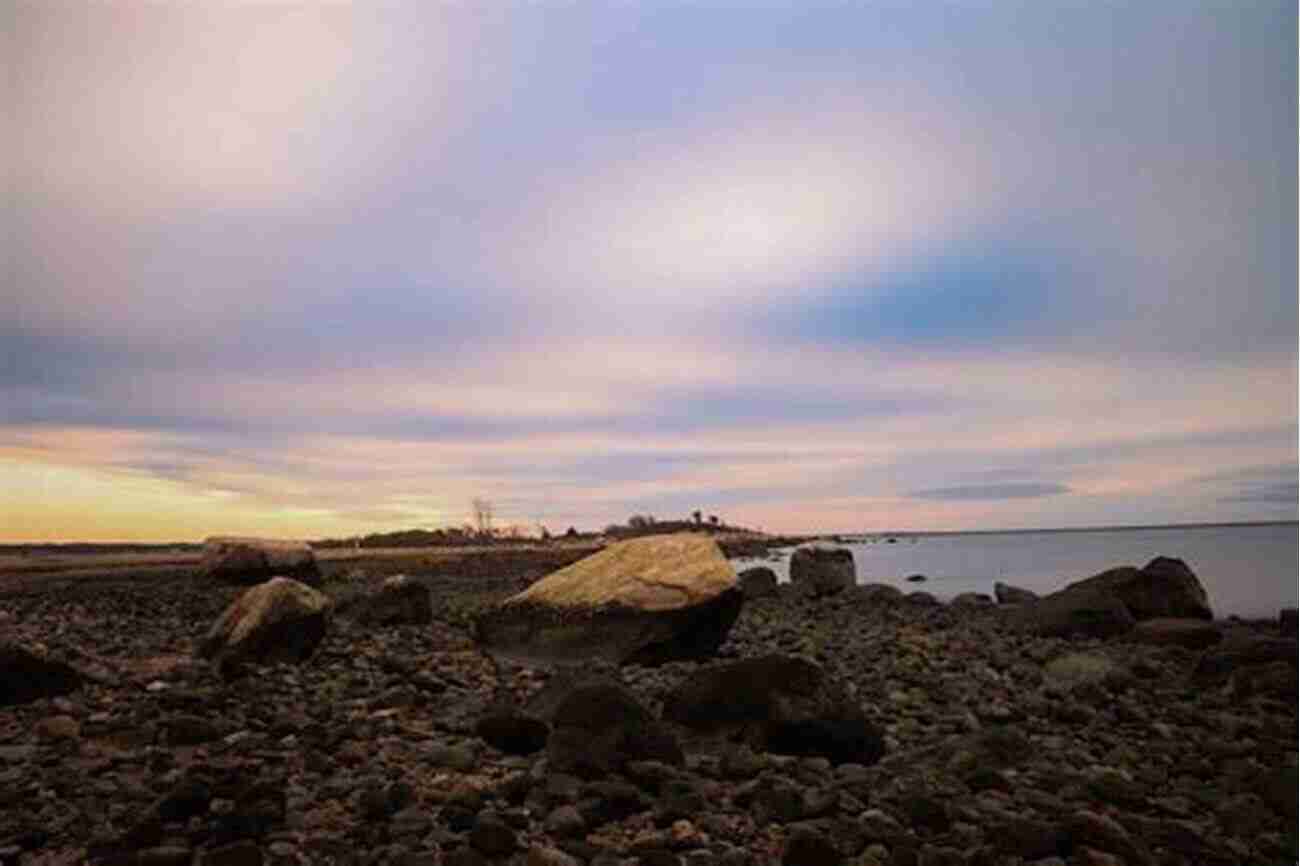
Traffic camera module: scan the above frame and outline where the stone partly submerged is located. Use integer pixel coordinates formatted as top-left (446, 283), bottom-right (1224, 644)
top-left (474, 533), bottom-right (743, 666)
top-left (199, 536), bottom-right (321, 587)
top-left (197, 577), bottom-right (331, 668)
top-left (788, 545), bottom-right (855, 597)
top-left (1007, 556), bottom-right (1213, 639)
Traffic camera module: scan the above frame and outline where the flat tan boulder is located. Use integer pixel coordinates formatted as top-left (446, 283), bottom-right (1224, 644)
top-left (200, 536), bottom-right (320, 586)
top-left (197, 577), bottom-right (330, 667)
top-left (475, 533), bottom-right (743, 666)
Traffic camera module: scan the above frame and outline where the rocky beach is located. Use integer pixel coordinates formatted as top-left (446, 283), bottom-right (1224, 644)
top-left (1, 537), bottom-right (1295, 866)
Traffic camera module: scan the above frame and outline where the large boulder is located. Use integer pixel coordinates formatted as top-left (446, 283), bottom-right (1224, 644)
top-left (0, 644), bottom-right (83, 706)
top-left (545, 681), bottom-right (683, 778)
top-left (1068, 557), bottom-right (1212, 621)
top-left (474, 534), bottom-right (743, 666)
top-left (789, 546), bottom-right (855, 597)
top-left (196, 577), bottom-right (330, 667)
top-left (1007, 556), bottom-right (1212, 639)
top-left (354, 575), bottom-right (433, 626)
top-left (199, 536), bottom-right (320, 587)
top-left (663, 655), bottom-right (884, 766)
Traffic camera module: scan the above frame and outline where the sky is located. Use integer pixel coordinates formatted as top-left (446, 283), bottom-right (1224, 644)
top-left (3, 1), bottom-right (1297, 541)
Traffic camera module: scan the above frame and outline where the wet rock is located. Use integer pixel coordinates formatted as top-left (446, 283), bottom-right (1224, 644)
top-left (905, 574), bottom-right (927, 584)
top-left (475, 534), bottom-right (743, 665)
top-left (199, 536), bottom-right (320, 587)
top-left (196, 577), bottom-right (330, 667)
top-left (0, 643), bottom-right (83, 706)
top-left (738, 567), bottom-right (779, 599)
top-left (789, 546), bottom-right (855, 597)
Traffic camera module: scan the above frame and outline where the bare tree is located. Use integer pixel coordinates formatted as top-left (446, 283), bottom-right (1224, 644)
top-left (471, 498), bottom-right (494, 537)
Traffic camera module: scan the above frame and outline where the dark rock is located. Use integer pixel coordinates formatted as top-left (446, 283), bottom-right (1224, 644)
top-left (0, 643), bottom-right (83, 706)
top-left (475, 534), bottom-right (744, 666)
top-left (199, 536), bottom-right (320, 587)
top-left (547, 682), bottom-right (683, 778)
top-left (1073, 558), bottom-right (1212, 621)
top-left (544, 805), bottom-right (586, 837)
top-left (476, 710), bottom-right (549, 756)
top-left (1065, 809), bottom-right (1151, 866)
top-left (470, 812), bottom-right (518, 858)
top-left (1280, 608), bottom-right (1297, 637)
top-left (355, 575), bottom-right (434, 626)
top-left (664, 655), bottom-right (882, 766)
top-left (578, 780), bottom-right (649, 824)
top-left (738, 567), bottom-right (779, 599)
top-left (789, 546), bottom-right (855, 597)
top-left (165, 714), bottom-right (223, 746)
top-left (156, 778), bottom-right (213, 822)
top-left (766, 719), bottom-right (885, 767)
top-left (950, 593), bottom-right (994, 609)
top-left (1194, 635), bottom-right (1297, 678)
top-left (905, 574), bottom-right (927, 583)
top-left (993, 582), bottom-right (1039, 605)
top-left (1125, 618), bottom-right (1222, 650)
top-left (905, 592), bottom-right (940, 607)
top-left (846, 584), bottom-right (905, 605)
top-left (782, 823), bottom-right (841, 865)
top-left (994, 816), bottom-right (1065, 859)
top-left (198, 840), bottom-right (264, 866)
top-left (196, 577), bottom-right (329, 667)
top-left (1006, 584), bottom-right (1135, 639)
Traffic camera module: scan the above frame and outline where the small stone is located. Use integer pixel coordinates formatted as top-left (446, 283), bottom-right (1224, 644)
top-left (783, 823), bottom-right (840, 866)
top-left (35, 714), bottom-right (80, 741)
top-left (527, 846), bottom-right (581, 866)
top-left (544, 805), bottom-right (585, 837)
top-left (199, 840), bottom-right (264, 866)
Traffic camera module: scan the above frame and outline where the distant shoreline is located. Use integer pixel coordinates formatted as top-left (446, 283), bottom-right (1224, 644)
top-left (1, 518), bottom-right (1295, 551)
top-left (837, 519), bottom-right (1298, 541)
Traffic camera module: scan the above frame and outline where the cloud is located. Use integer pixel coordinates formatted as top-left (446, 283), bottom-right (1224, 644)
top-left (909, 483), bottom-right (1070, 502)
top-left (3, 2), bottom-right (1295, 539)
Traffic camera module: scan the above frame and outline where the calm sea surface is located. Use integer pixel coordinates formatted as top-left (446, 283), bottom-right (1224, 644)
top-left (733, 523), bottom-right (1298, 620)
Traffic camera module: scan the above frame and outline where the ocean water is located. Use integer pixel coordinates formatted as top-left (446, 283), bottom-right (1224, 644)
top-left (732, 522), bottom-right (1298, 620)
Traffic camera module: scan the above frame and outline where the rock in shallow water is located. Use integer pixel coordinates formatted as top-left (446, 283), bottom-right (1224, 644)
top-left (789, 546), bottom-right (855, 597)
